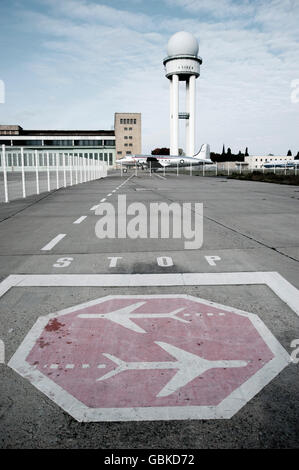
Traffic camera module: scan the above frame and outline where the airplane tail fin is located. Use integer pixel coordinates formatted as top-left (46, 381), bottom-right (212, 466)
top-left (193, 144), bottom-right (210, 160)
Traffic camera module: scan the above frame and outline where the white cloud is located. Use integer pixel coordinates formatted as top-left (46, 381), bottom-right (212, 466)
top-left (3, 0), bottom-right (299, 154)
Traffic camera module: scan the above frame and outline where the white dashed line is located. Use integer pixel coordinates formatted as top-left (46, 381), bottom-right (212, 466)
top-left (41, 234), bottom-right (66, 251)
top-left (44, 363), bottom-right (105, 370)
top-left (73, 216), bottom-right (87, 224)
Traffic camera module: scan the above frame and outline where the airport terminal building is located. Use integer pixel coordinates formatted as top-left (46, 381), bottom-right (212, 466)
top-left (0, 112), bottom-right (141, 169)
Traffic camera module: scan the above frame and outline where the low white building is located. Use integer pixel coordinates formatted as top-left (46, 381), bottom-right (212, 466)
top-left (245, 155), bottom-right (295, 170)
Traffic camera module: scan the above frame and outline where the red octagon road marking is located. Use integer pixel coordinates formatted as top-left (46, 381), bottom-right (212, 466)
top-left (8, 295), bottom-right (290, 422)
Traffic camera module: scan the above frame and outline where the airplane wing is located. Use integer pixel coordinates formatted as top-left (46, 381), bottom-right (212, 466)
top-left (105, 302), bottom-right (147, 333)
top-left (146, 157), bottom-right (165, 168)
top-left (155, 341), bottom-right (204, 397)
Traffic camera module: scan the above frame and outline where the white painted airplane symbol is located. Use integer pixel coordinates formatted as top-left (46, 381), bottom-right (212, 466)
top-left (97, 341), bottom-right (248, 397)
top-left (77, 302), bottom-right (189, 333)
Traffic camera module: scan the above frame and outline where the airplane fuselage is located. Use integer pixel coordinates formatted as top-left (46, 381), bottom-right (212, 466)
top-left (117, 154), bottom-right (212, 169)
top-left (263, 161), bottom-right (299, 168)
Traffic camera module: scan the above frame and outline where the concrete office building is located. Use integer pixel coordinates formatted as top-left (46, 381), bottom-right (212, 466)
top-left (163, 31), bottom-right (202, 156)
top-left (114, 113), bottom-right (142, 159)
top-left (0, 125), bottom-right (115, 168)
top-left (0, 112), bottom-right (142, 169)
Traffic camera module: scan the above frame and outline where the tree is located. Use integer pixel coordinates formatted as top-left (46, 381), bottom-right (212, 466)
top-left (151, 147), bottom-right (170, 155)
top-left (221, 144), bottom-right (226, 155)
top-left (287, 149), bottom-right (292, 156)
top-left (245, 147), bottom-right (249, 156)
top-left (227, 147), bottom-right (232, 156)
top-left (295, 151), bottom-right (299, 160)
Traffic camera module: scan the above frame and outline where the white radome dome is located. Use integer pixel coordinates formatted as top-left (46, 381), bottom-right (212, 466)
top-left (167, 31), bottom-right (199, 57)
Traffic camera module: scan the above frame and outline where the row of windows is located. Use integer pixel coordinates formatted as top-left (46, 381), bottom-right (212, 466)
top-left (124, 127), bottom-right (133, 131)
top-left (0, 131), bottom-right (19, 135)
top-left (124, 136), bottom-right (133, 139)
top-left (120, 118), bottom-right (137, 124)
top-left (0, 139), bottom-right (115, 147)
top-left (0, 152), bottom-right (114, 166)
top-left (255, 158), bottom-right (290, 162)
top-left (124, 143), bottom-right (133, 147)
top-left (117, 151), bottom-right (132, 155)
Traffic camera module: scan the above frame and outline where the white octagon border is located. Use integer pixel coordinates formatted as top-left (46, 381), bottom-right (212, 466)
top-left (2, 271), bottom-right (296, 422)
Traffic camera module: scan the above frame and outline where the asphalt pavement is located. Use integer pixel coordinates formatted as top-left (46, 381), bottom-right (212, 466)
top-left (0, 170), bottom-right (298, 449)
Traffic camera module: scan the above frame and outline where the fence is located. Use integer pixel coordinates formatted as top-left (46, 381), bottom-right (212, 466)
top-left (183, 162), bottom-right (299, 177)
top-left (124, 161), bottom-right (299, 177)
top-left (0, 145), bottom-right (107, 203)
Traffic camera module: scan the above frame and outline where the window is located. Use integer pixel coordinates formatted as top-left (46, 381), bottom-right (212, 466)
top-left (129, 127), bottom-right (132, 130)
top-left (124, 143), bottom-right (128, 147)
top-left (48, 140), bottom-right (73, 146)
top-left (26, 140), bottom-right (43, 146)
top-left (126, 151), bottom-right (132, 154)
top-left (120, 119), bottom-right (123, 124)
top-left (134, 119), bottom-right (136, 124)
top-left (129, 136), bottom-right (132, 139)
top-left (117, 151), bottom-right (122, 155)
top-left (124, 136), bottom-right (128, 139)
top-left (104, 140), bottom-right (114, 146)
top-left (124, 127), bottom-right (127, 130)
top-left (76, 140), bottom-right (103, 146)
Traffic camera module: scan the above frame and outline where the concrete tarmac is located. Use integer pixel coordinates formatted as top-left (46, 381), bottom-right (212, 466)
top-left (0, 170), bottom-right (298, 448)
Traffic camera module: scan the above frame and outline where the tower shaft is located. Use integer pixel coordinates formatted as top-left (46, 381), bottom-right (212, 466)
top-left (163, 32), bottom-right (202, 157)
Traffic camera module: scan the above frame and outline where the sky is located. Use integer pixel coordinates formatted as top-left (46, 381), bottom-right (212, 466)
top-left (0, 0), bottom-right (298, 155)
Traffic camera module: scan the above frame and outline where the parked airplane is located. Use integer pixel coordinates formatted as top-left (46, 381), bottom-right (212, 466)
top-left (116, 144), bottom-right (212, 172)
top-left (97, 341), bottom-right (248, 397)
top-left (263, 160), bottom-right (299, 169)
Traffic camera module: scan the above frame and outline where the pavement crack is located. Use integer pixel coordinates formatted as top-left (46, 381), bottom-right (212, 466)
top-left (129, 178), bottom-right (299, 265)
top-left (0, 189), bottom-right (60, 224)
top-left (203, 215), bottom-right (299, 264)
